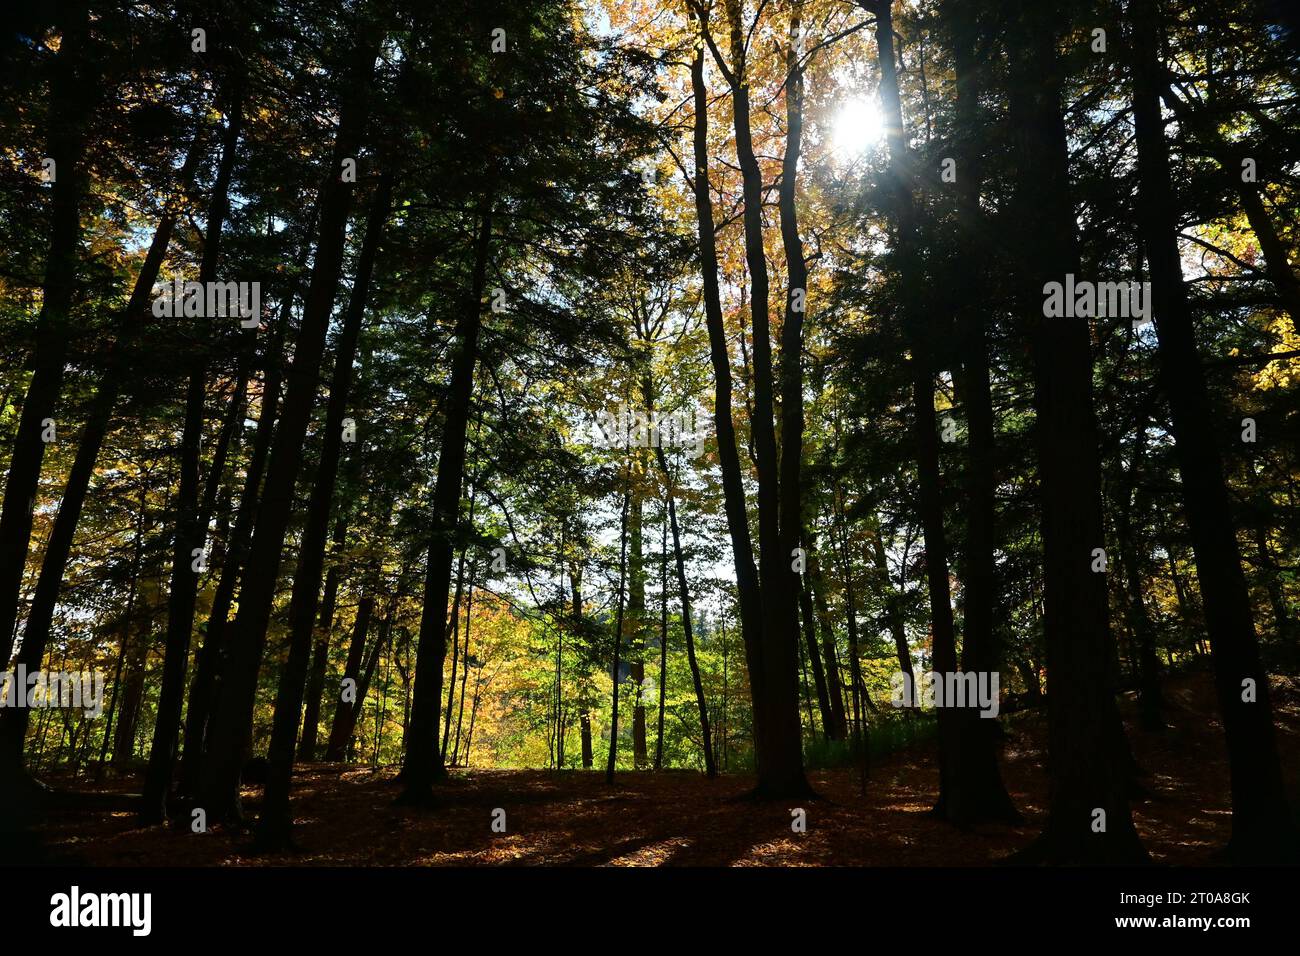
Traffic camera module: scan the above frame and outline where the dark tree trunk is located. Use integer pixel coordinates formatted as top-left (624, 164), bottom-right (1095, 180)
top-left (143, 85), bottom-right (245, 824)
top-left (298, 516), bottom-right (348, 761)
top-left (687, 13), bottom-right (768, 789)
top-left (580, 713), bottom-right (594, 769)
top-left (1131, 0), bottom-right (1295, 860)
top-left (868, 521), bottom-right (915, 709)
top-left (1115, 424), bottom-right (1164, 731)
top-left (112, 623), bottom-right (152, 769)
top-left (324, 594), bottom-right (377, 761)
top-left (944, 3), bottom-right (1020, 825)
top-left (450, 575), bottom-right (475, 766)
top-left (178, 305), bottom-right (289, 800)
top-left (198, 35), bottom-right (375, 823)
top-left (0, 2), bottom-right (92, 667)
top-left (258, 172), bottom-right (392, 848)
top-left (0, 137), bottom-right (203, 774)
top-left (655, 445), bottom-right (715, 776)
top-left (605, 465), bottom-right (633, 785)
top-left (628, 485), bottom-right (648, 769)
top-left (1007, 0), bottom-right (1146, 863)
top-left (806, 546), bottom-right (848, 739)
top-left (441, 545), bottom-right (468, 764)
top-left (798, 579), bottom-right (833, 742)
top-left (654, 511), bottom-right (668, 771)
top-left (721, 0), bottom-right (808, 800)
top-left (399, 202), bottom-right (492, 804)
top-left (874, 0), bottom-right (961, 818)
top-left (832, 483), bottom-right (868, 793)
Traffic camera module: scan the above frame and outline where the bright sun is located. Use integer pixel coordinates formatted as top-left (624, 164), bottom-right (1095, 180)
top-left (830, 95), bottom-right (886, 161)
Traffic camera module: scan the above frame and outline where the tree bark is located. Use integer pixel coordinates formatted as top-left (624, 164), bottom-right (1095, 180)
top-left (399, 201), bottom-right (492, 803)
top-left (874, 0), bottom-right (961, 818)
top-left (1006, 0), bottom-right (1146, 863)
top-left (605, 464), bottom-right (633, 784)
top-left (1131, 0), bottom-right (1295, 860)
top-left (143, 84), bottom-right (245, 824)
top-left (655, 445), bottom-right (715, 776)
top-left (0, 1), bottom-right (93, 666)
top-left (258, 171), bottom-right (392, 847)
top-left (298, 516), bottom-right (348, 761)
top-left (178, 302), bottom-right (290, 801)
top-left (198, 32), bottom-right (376, 823)
top-left (944, 2), bottom-right (1020, 825)
top-left (0, 135), bottom-right (203, 774)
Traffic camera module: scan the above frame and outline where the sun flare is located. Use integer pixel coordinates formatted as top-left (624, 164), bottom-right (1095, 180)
top-left (830, 94), bottom-right (886, 161)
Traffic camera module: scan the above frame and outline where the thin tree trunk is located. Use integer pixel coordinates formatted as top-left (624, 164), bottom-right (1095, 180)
top-left (298, 516), bottom-right (348, 760)
top-left (605, 463), bottom-right (633, 785)
top-left (143, 84), bottom-right (245, 824)
top-left (0, 2), bottom-right (93, 666)
top-left (628, 482), bottom-right (648, 769)
top-left (655, 445), bottom-right (715, 776)
top-left (1131, 0), bottom-right (1295, 860)
top-left (1, 135), bottom-right (203, 774)
top-left (258, 171), bottom-right (392, 848)
top-left (399, 200), bottom-right (492, 803)
top-left (654, 509), bottom-right (669, 770)
top-left (325, 594), bottom-right (378, 761)
top-left (199, 32), bottom-right (376, 823)
top-left (178, 302), bottom-right (290, 800)
top-left (874, 0), bottom-right (961, 821)
top-left (806, 546), bottom-right (848, 739)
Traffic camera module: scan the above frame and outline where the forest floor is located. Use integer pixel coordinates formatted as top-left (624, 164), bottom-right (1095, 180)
top-left (23, 671), bottom-right (1300, 866)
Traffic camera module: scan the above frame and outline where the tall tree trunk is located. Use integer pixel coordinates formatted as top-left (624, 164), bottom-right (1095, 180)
top-left (687, 9), bottom-right (768, 790)
top-left (605, 464), bottom-right (633, 784)
top-left (1115, 424), bottom-right (1164, 731)
top-left (442, 545), bottom-right (468, 764)
top-left (654, 511), bottom-right (669, 770)
top-left (655, 446), bottom-right (715, 776)
top-left (98, 500), bottom-right (146, 777)
top-left (1007, 0), bottom-right (1146, 863)
top-left (199, 32), bottom-right (376, 823)
top-left (832, 482), bottom-right (868, 793)
top-left (298, 516), bottom-right (347, 760)
top-left (573, 564), bottom-right (594, 770)
top-left (868, 520), bottom-right (915, 709)
top-left (258, 172), bottom-right (392, 848)
top-left (1131, 0), bottom-right (1295, 860)
top-left (873, 0), bottom-right (962, 821)
top-left (944, 1), bottom-right (1020, 825)
top-left (112, 620), bottom-right (153, 770)
top-left (798, 577), bottom-right (834, 741)
top-left (178, 305), bottom-right (289, 800)
top-left (399, 201), bottom-right (491, 804)
top-left (719, 0), bottom-right (808, 799)
top-left (143, 85), bottom-right (245, 824)
top-left (451, 573), bottom-right (475, 766)
top-left (628, 482), bottom-right (648, 769)
top-left (806, 545), bottom-right (848, 739)
top-left (0, 136), bottom-right (203, 774)
top-left (0, 2), bottom-right (93, 666)
top-left (324, 594), bottom-right (377, 761)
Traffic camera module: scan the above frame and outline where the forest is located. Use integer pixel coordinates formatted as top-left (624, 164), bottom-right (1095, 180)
top-left (1, 0), bottom-right (1299, 872)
